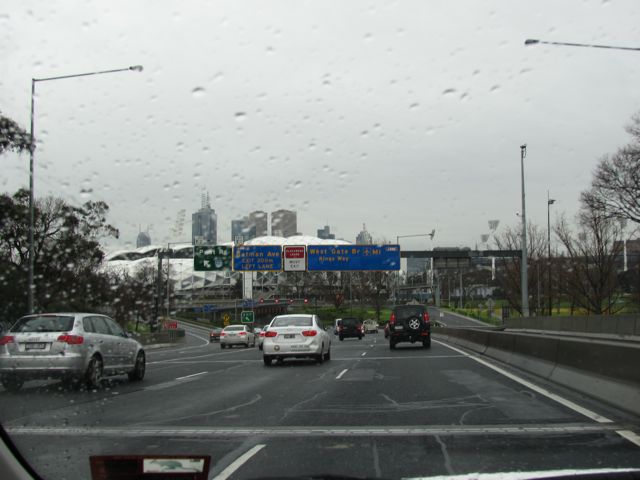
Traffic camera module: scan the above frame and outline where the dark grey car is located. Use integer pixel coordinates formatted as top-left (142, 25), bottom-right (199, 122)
top-left (0, 313), bottom-right (146, 391)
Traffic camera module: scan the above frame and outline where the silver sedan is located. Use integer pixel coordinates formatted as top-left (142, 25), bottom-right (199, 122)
top-left (262, 314), bottom-right (331, 365)
top-left (0, 313), bottom-right (145, 391)
top-left (220, 324), bottom-right (256, 348)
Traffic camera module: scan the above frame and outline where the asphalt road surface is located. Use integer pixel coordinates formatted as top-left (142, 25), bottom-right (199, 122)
top-left (1, 320), bottom-right (639, 479)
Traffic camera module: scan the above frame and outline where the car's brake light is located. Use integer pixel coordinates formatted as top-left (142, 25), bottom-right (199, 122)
top-left (423, 312), bottom-right (430, 323)
top-left (220, 332), bottom-right (226, 337)
top-left (57, 334), bottom-right (84, 345)
top-left (389, 312), bottom-right (396, 326)
top-left (239, 332), bottom-right (247, 336)
top-left (301, 330), bottom-right (317, 337)
top-left (265, 331), bottom-right (277, 337)
top-left (0, 336), bottom-right (15, 345)
top-left (259, 332), bottom-right (265, 337)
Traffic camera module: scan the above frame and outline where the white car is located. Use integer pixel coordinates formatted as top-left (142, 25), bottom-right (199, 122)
top-left (257, 325), bottom-right (269, 350)
top-left (220, 324), bottom-right (256, 348)
top-left (363, 319), bottom-right (379, 333)
top-left (262, 314), bottom-right (331, 366)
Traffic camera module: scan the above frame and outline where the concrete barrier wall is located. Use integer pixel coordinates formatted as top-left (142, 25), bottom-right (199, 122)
top-left (133, 329), bottom-right (186, 346)
top-left (434, 327), bottom-right (640, 416)
top-left (505, 315), bottom-right (640, 336)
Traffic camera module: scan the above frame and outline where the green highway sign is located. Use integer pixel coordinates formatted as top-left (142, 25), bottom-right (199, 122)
top-left (193, 245), bottom-right (232, 271)
top-left (240, 311), bottom-right (255, 324)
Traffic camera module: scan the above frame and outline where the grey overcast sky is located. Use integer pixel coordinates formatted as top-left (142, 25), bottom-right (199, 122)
top-left (2, 0), bottom-right (640, 250)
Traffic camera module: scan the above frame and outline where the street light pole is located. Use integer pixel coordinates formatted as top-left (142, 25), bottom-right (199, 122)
top-left (525, 38), bottom-right (640, 52)
top-left (520, 144), bottom-right (529, 317)
top-left (547, 193), bottom-right (556, 316)
top-left (27, 65), bottom-right (143, 314)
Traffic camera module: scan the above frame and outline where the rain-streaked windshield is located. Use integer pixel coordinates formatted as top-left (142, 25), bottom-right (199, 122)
top-left (1, 1), bottom-right (640, 479)
top-left (10, 316), bottom-right (74, 333)
top-left (272, 317), bottom-right (313, 327)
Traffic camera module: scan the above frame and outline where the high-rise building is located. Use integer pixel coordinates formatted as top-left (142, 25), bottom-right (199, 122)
top-left (192, 192), bottom-right (217, 245)
top-left (271, 209), bottom-right (297, 237)
top-left (356, 223), bottom-right (373, 245)
top-left (136, 231), bottom-right (151, 248)
top-left (231, 218), bottom-right (256, 243)
top-left (317, 225), bottom-right (335, 240)
top-left (249, 210), bottom-right (268, 237)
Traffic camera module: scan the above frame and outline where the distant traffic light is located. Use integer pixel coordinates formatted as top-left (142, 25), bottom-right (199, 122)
top-left (303, 298), bottom-right (309, 304)
top-left (259, 297), bottom-right (264, 304)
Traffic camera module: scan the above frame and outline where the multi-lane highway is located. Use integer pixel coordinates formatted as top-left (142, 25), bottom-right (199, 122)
top-left (1, 312), bottom-right (640, 479)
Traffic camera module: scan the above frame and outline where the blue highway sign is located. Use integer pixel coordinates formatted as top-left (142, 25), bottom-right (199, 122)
top-left (307, 244), bottom-right (400, 271)
top-left (233, 245), bottom-right (282, 271)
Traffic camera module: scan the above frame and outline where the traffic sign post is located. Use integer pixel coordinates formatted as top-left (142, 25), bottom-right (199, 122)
top-left (194, 246), bottom-right (232, 271)
top-left (283, 245), bottom-right (306, 271)
top-left (240, 311), bottom-right (255, 324)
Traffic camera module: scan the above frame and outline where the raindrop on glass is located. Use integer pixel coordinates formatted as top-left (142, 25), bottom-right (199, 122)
top-left (191, 86), bottom-right (206, 98)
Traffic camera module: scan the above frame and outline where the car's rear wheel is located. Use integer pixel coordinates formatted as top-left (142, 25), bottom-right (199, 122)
top-left (128, 351), bottom-right (146, 381)
top-left (339, 336), bottom-right (344, 341)
top-left (85, 356), bottom-right (103, 390)
top-left (315, 348), bottom-right (325, 364)
top-left (323, 348), bottom-right (331, 361)
top-left (244, 342), bottom-right (249, 348)
top-left (263, 356), bottom-right (273, 366)
top-left (221, 343), bottom-right (226, 349)
top-left (1, 375), bottom-right (24, 392)
top-left (423, 338), bottom-right (431, 349)
top-left (389, 339), bottom-right (396, 350)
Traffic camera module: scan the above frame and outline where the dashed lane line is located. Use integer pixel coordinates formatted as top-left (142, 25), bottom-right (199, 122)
top-left (214, 444), bottom-right (265, 480)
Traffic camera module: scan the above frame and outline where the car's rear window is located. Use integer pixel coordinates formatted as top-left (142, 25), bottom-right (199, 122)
top-left (11, 315), bottom-right (75, 333)
top-left (272, 316), bottom-right (312, 327)
top-left (341, 318), bottom-right (361, 326)
top-left (394, 307), bottom-right (424, 318)
top-left (225, 326), bottom-right (244, 331)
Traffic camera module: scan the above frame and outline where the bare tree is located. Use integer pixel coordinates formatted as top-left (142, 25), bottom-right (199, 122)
top-left (554, 209), bottom-right (623, 314)
top-left (494, 223), bottom-right (548, 315)
top-left (581, 112), bottom-right (640, 225)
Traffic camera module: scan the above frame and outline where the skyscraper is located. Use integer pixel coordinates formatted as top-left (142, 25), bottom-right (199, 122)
top-left (136, 231), bottom-right (151, 248)
top-left (271, 209), bottom-right (297, 237)
top-left (249, 210), bottom-right (268, 237)
top-left (192, 192), bottom-right (217, 245)
top-left (231, 218), bottom-right (256, 243)
top-left (356, 223), bottom-right (373, 245)
top-left (317, 225), bottom-right (335, 240)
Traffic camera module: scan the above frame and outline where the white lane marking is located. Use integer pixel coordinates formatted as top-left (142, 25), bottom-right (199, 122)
top-left (186, 331), bottom-right (210, 343)
top-left (434, 340), bottom-right (615, 426)
top-left (408, 469), bottom-right (640, 480)
top-left (361, 352), bottom-right (367, 357)
top-left (616, 430), bottom-right (640, 448)
top-left (175, 371), bottom-right (207, 381)
top-left (215, 444), bottom-right (265, 480)
top-left (336, 369), bottom-right (348, 379)
top-left (148, 347), bottom-right (251, 365)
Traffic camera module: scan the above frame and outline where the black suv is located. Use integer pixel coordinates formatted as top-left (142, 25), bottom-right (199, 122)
top-left (337, 317), bottom-right (364, 341)
top-left (388, 305), bottom-right (430, 349)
